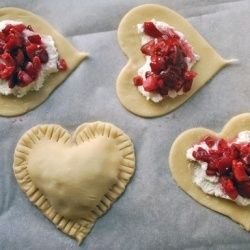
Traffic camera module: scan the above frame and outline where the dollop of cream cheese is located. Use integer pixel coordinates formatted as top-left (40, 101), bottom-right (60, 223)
top-left (0, 20), bottom-right (58, 98)
top-left (136, 19), bottom-right (199, 103)
top-left (186, 131), bottom-right (250, 206)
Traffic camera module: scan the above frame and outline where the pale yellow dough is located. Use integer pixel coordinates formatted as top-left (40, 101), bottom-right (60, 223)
top-left (13, 122), bottom-right (135, 244)
top-left (0, 7), bottom-right (87, 116)
top-left (169, 113), bottom-right (250, 231)
top-left (117, 4), bottom-right (233, 117)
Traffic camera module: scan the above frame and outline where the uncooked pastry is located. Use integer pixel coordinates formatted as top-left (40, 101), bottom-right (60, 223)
top-left (13, 121), bottom-right (135, 244)
top-left (117, 4), bottom-right (234, 117)
top-left (169, 113), bottom-right (250, 230)
top-left (0, 7), bottom-right (87, 117)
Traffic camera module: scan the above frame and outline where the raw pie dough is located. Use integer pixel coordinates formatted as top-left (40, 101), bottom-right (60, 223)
top-left (0, 7), bottom-right (87, 117)
top-left (13, 122), bottom-right (135, 244)
top-left (169, 113), bottom-right (250, 230)
top-left (117, 4), bottom-right (234, 117)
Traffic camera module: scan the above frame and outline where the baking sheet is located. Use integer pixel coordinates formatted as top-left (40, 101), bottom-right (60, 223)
top-left (0, 0), bottom-right (250, 249)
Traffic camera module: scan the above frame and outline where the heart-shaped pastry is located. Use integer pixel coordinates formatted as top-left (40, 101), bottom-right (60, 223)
top-left (13, 122), bottom-right (135, 244)
top-left (169, 113), bottom-right (250, 230)
top-left (0, 8), bottom-right (87, 116)
top-left (117, 4), bottom-right (234, 117)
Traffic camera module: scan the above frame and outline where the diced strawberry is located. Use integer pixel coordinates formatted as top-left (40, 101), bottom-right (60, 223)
top-left (37, 48), bottom-right (49, 63)
top-left (0, 65), bottom-right (15, 79)
top-left (237, 181), bottom-right (250, 198)
top-left (25, 62), bottom-right (38, 80)
top-left (183, 79), bottom-right (192, 93)
top-left (57, 58), bottom-right (67, 71)
top-left (13, 24), bottom-right (26, 33)
top-left (220, 176), bottom-right (238, 200)
top-left (192, 147), bottom-right (209, 162)
top-left (150, 55), bottom-right (165, 73)
top-left (204, 136), bottom-right (216, 148)
top-left (25, 43), bottom-right (39, 59)
top-left (140, 40), bottom-right (155, 56)
top-left (18, 70), bottom-right (33, 86)
top-left (206, 169), bottom-right (217, 176)
top-left (32, 56), bottom-right (41, 71)
top-left (1, 52), bottom-right (15, 66)
top-left (143, 75), bottom-right (158, 92)
top-left (232, 160), bottom-right (249, 182)
top-left (218, 139), bottom-right (228, 151)
top-left (133, 75), bottom-right (143, 86)
top-left (4, 37), bottom-right (20, 50)
top-left (15, 49), bottom-right (24, 65)
top-left (240, 144), bottom-right (250, 155)
top-left (184, 71), bottom-right (197, 81)
top-left (28, 34), bottom-right (42, 44)
top-left (217, 157), bottom-right (232, 175)
top-left (143, 22), bottom-right (163, 38)
top-left (2, 24), bottom-right (13, 35)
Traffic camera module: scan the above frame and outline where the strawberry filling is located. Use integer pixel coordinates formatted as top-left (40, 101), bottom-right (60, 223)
top-left (0, 22), bottom-right (67, 90)
top-left (133, 21), bottom-right (198, 98)
top-left (191, 135), bottom-right (250, 200)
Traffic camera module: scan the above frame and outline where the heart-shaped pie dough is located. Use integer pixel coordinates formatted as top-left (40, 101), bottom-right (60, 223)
top-left (0, 8), bottom-right (87, 117)
top-left (169, 113), bottom-right (250, 230)
top-left (13, 122), bottom-right (135, 244)
top-left (117, 4), bottom-right (234, 117)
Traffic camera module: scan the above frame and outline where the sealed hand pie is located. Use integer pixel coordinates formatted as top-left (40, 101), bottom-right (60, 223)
top-left (169, 113), bottom-right (250, 231)
top-left (0, 7), bottom-right (87, 116)
top-left (13, 122), bottom-right (135, 244)
top-left (117, 4), bottom-right (235, 117)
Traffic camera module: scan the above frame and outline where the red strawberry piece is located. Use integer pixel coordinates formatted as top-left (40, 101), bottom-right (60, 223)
top-left (150, 55), bottom-right (165, 73)
top-left (25, 43), bottom-right (39, 59)
top-left (219, 176), bottom-right (238, 200)
top-left (133, 75), bottom-right (143, 86)
top-left (2, 24), bottom-right (14, 35)
top-left (232, 160), bottom-right (249, 182)
top-left (158, 84), bottom-right (169, 95)
top-left (141, 40), bottom-right (155, 56)
top-left (243, 154), bottom-right (250, 165)
top-left (218, 139), bottom-right (228, 150)
top-left (37, 47), bottom-right (49, 63)
top-left (180, 41), bottom-right (195, 59)
top-left (28, 34), bottom-right (42, 44)
top-left (143, 75), bottom-right (158, 92)
top-left (217, 157), bottom-right (232, 175)
top-left (25, 62), bottom-right (38, 80)
top-left (13, 24), bottom-right (26, 33)
top-left (18, 70), bottom-right (33, 86)
top-left (1, 52), bottom-right (15, 66)
top-left (0, 65), bottom-right (15, 79)
top-left (237, 181), bottom-right (250, 198)
top-left (230, 144), bottom-right (241, 159)
top-left (184, 71), bottom-right (197, 80)
top-left (57, 58), bottom-right (67, 71)
top-left (143, 22), bottom-right (163, 38)
top-left (15, 49), bottom-right (24, 65)
top-left (183, 79), bottom-right (192, 93)
top-left (240, 144), bottom-right (250, 155)
top-left (204, 136), bottom-right (216, 148)
top-left (32, 56), bottom-right (41, 71)
top-left (192, 147), bottom-right (209, 162)
top-left (206, 169), bottom-right (217, 176)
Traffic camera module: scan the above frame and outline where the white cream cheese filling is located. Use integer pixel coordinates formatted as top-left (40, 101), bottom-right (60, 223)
top-left (0, 20), bottom-right (58, 98)
top-left (136, 19), bottom-right (199, 102)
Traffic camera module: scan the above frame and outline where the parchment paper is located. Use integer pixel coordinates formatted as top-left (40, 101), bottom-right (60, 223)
top-left (0, 0), bottom-right (249, 249)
